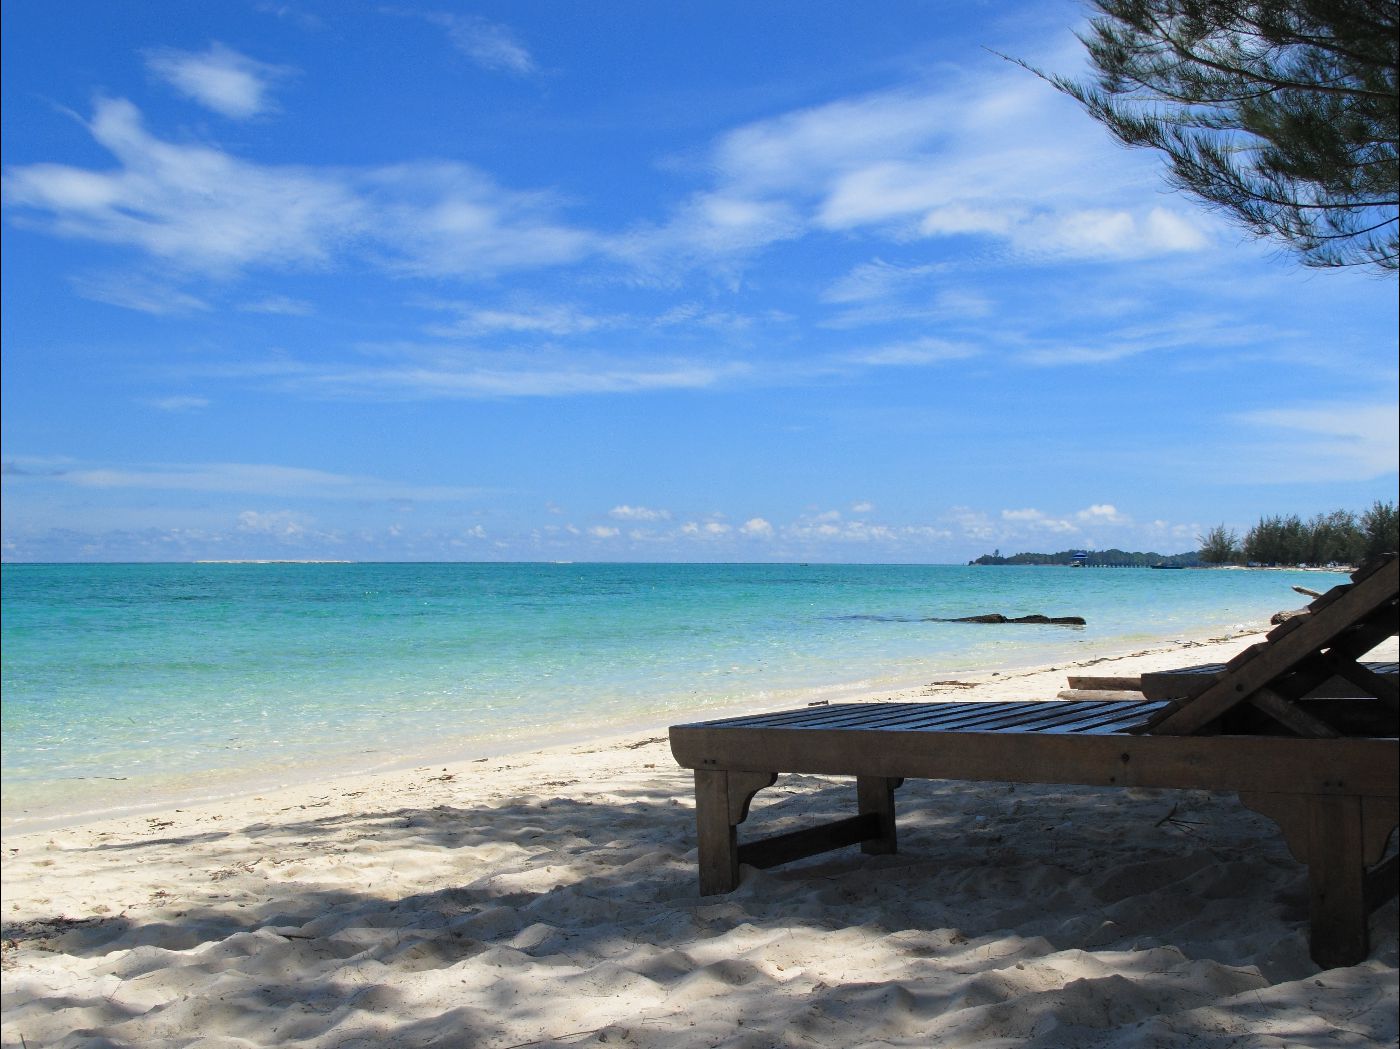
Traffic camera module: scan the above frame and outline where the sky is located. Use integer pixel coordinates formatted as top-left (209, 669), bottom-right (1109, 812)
top-left (2, 1), bottom-right (1397, 564)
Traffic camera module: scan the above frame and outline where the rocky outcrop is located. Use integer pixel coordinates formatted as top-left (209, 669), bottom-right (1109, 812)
top-left (933, 613), bottom-right (1087, 626)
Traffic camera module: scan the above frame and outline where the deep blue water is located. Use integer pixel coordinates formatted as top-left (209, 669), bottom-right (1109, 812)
top-left (1, 561), bottom-right (1327, 824)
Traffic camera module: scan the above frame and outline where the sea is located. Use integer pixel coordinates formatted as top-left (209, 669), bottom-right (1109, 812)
top-left (0, 561), bottom-right (1334, 829)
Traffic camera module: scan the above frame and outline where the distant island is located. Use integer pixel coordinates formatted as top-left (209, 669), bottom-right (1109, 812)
top-left (969, 549), bottom-right (1198, 568)
top-left (971, 501), bottom-right (1397, 570)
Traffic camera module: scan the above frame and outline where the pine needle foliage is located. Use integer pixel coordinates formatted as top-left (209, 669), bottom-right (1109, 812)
top-left (1043, 0), bottom-right (1399, 270)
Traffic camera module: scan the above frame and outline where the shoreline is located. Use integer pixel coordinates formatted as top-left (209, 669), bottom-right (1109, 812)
top-left (3, 627), bottom-right (1395, 1049)
top-left (2, 624), bottom-right (1268, 837)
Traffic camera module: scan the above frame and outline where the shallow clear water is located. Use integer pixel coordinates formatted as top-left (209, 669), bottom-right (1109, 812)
top-left (1, 562), bottom-right (1327, 824)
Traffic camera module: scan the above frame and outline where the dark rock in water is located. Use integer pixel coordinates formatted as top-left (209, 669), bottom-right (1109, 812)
top-left (934, 613), bottom-right (1087, 626)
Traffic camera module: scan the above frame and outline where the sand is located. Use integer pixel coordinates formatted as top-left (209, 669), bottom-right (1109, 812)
top-left (3, 631), bottom-right (1397, 1048)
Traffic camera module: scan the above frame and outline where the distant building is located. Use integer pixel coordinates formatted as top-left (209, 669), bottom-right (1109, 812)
top-left (1070, 550), bottom-right (1089, 567)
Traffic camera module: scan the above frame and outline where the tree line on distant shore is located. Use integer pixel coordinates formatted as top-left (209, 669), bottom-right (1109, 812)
top-left (1198, 501), bottom-right (1398, 566)
top-left (970, 500), bottom-right (1398, 569)
top-left (969, 549), bottom-right (1199, 567)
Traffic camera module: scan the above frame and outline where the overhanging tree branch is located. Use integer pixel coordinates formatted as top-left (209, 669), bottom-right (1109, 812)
top-left (1011, 0), bottom-right (1398, 269)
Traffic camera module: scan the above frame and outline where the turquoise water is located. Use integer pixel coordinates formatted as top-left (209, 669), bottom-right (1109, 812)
top-left (1, 562), bottom-right (1329, 825)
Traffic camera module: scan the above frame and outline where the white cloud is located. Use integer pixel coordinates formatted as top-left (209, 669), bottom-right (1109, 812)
top-left (1000, 508), bottom-right (1079, 533)
top-left (368, 161), bottom-right (593, 277)
top-left (237, 509), bottom-right (311, 536)
top-left (55, 461), bottom-right (483, 501)
top-left (1233, 403), bottom-right (1400, 480)
top-left (1027, 206), bottom-right (1209, 260)
top-left (851, 501), bottom-right (873, 514)
top-left (145, 43), bottom-right (289, 119)
top-left (71, 272), bottom-right (211, 315)
top-left (241, 295), bottom-right (314, 316)
top-left (427, 302), bottom-right (611, 338)
top-left (1076, 503), bottom-right (1129, 525)
top-left (609, 505), bottom-right (671, 521)
top-left (3, 99), bottom-right (363, 275)
top-left (427, 13), bottom-right (537, 75)
top-left (918, 203), bottom-right (1019, 238)
top-left (2, 100), bottom-right (592, 281)
top-left (608, 192), bottom-right (803, 273)
top-left (259, 348), bottom-right (748, 400)
top-left (740, 517), bottom-right (773, 537)
top-left (626, 61), bottom-right (1215, 272)
top-left (588, 525), bottom-right (620, 539)
top-left (822, 258), bottom-right (943, 304)
top-left (843, 336), bottom-right (979, 368)
top-left (147, 396), bottom-right (211, 412)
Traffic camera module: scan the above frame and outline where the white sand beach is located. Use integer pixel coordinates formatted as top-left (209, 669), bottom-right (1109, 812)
top-left (3, 630), bottom-right (1397, 1049)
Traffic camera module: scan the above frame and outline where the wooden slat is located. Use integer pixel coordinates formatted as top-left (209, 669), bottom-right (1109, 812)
top-left (982, 703), bottom-right (1142, 733)
top-left (1034, 706), bottom-right (1165, 734)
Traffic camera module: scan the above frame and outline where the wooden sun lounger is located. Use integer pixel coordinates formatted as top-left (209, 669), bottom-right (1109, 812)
top-left (669, 555), bottom-right (1400, 969)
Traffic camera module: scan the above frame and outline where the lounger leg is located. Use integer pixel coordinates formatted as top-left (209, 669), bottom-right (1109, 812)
top-left (1306, 795), bottom-right (1369, 969)
top-left (857, 776), bottom-right (902, 855)
top-left (1241, 791), bottom-right (1374, 968)
top-left (694, 769), bottom-right (777, 895)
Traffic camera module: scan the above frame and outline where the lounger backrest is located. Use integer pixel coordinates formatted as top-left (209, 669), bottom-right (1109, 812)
top-left (1144, 554), bottom-right (1399, 737)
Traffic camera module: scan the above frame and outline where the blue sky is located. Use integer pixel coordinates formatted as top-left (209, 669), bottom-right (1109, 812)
top-left (3, 1), bottom-right (1396, 563)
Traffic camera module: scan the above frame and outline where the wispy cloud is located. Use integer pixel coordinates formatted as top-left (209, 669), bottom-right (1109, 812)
top-left (240, 295), bottom-right (314, 316)
top-left (366, 162), bottom-right (592, 277)
top-left (220, 345), bottom-right (751, 400)
top-left (618, 60), bottom-right (1214, 274)
top-left (841, 336), bottom-right (979, 368)
top-left (145, 43), bottom-right (290, 119)
top-left (2, 100), bottom-right (593, 281)
top-left (423, 300), bottom-right (614, 338)
top-left (3, 99), bottom-right (363, 275)
top-left (6, 49), bottom-right (1215, 295)
top-left (822, 259), bottom-right (945, 304)
top-left (609, 505), bottom-right (672, 521)
top-left (71, 271), bottom-right (211, 314)
top-left (52, 461), bottom-right (485, 501)
top-left (1232, 403), bottom-right (1400, 480)
top-left (426, 13), bottom-right (538, 76)
top-left (146, 396), bottom-right (211, 413)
